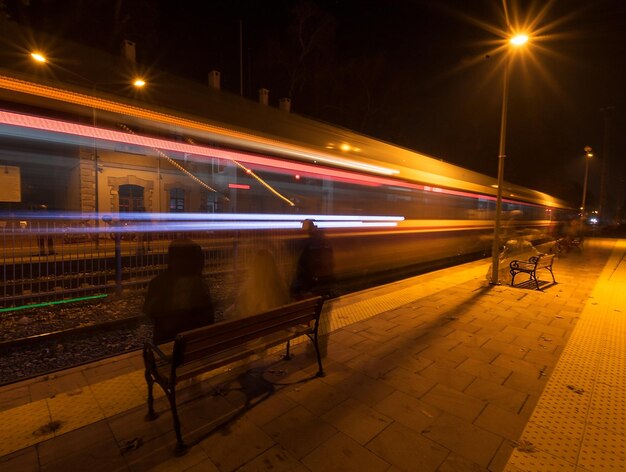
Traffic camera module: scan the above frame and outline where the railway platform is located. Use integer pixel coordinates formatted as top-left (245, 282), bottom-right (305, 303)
top-left (0, 238), bottom-right (624, 471)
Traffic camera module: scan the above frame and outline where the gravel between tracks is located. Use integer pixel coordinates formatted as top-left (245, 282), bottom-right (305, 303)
top-left (0, 275), bottom-right (233, 385)
top-left (0, 262), bottom-right (396, 386)
top-left (0, 295), bottom-right (152, 385)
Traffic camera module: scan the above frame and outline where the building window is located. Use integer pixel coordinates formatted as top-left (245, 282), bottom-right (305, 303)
top-left (169, 188), bottom-right (185, 212)
top-left (119, 184), bottom-right (145, 212)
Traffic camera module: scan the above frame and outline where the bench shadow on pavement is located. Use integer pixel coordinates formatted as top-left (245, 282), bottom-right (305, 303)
top-left (163, 355), bottom-right (321, 452)
top-left (510, 278), bottom-right (556, 291)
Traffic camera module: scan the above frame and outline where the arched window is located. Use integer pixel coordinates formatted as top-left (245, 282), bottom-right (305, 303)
top-left (169, 188), bottom-right (185, 212)
top-left (119, 184), bottom-right (144, 212)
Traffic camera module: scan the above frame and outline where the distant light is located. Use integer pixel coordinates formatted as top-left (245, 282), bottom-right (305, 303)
top-left (133, 78), bottom-right (146, 87)
top-left (510, 34), bottom-right (529, 46)
top-left (30, 52), bottom-right (47, 63)
top-left (340, 143), bottom-right (351, 152)
top-left (0, 294), bottom-right (107, 313)
top-left (295, 174), bottom-right (301, 180)
top-left (589, 217), bottom-right (598, 224)
top-left (228, 183), bottom-right (250, 190)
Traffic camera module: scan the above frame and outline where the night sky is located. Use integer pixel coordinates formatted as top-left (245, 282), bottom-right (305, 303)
top-left (4, 0), bottom-right (626, 215)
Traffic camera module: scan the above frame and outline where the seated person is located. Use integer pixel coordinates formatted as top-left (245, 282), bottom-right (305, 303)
top-left (143, 239), bottom-right (215, 344)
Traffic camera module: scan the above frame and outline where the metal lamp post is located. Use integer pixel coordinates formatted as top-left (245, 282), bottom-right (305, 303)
top-left (580, 146), bottom-right (593, 231)
top-left (490, 34), bottom-right (529, 285)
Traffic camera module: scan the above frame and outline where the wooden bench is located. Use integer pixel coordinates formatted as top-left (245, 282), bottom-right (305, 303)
top-left (142, 296), bottom-right (325, 455)
top-left (509, 253), bottom-right (556, 290)
top-left (550, 236), bottom-right (583, 255)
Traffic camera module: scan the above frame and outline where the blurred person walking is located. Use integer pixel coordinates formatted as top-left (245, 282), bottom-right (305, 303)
top-left (231, 248), bottom-right (291, 319)
top-left (291, 220), bottom-right (335, 300)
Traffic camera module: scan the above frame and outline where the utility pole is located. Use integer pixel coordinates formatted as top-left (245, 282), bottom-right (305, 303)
top-left (599, 106), bottom-right (614, 222)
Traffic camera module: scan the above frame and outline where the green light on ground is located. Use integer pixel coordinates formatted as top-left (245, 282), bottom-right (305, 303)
top-left (0, 294), bottom-right (108, 313)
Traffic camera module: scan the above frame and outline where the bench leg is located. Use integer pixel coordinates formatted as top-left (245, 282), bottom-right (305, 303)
top-left (532, 272), bottom-right (540, 290)
top-left (548, 267), bottom-right (556, 284)
top-left (284, 340), bottom-right (292, 360)
top-left (166, 390), bottom-right (188, 456)
top-left (312, 334), bottom-right (325, 377)
top-left (510, 271), bottom-right (517, 287)
top-left (144, 369), bottom-right (159, 421)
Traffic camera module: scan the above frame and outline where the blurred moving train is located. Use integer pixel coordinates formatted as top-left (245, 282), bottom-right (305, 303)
top-left (0, 54), bottom-right (574, 297)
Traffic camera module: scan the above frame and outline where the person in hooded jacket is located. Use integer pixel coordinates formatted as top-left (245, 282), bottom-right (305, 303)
top-left (143, 239), bottom-right (215, 344)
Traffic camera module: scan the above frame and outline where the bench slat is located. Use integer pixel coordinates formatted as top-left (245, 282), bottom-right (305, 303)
top-left (176, 299), bottom-right (322, 365)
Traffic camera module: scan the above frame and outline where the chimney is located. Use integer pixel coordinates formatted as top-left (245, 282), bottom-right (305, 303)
top-left (258, 88), bottom-right (269, 106)
top-left (279, 97), bottom-right (291, 113)
top-left (208, 70), bottom-right (220, 89)
top-left (121, 39), bottom-right (136, 63)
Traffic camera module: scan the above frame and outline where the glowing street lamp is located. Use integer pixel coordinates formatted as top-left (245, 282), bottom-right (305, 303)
top-left (490, 33), bottom-right (530, 285)
top-left (30, 52), bottom-right (47, 63)
top-left (133, 78), bottom-right (146, 88)
top-left (580, 146), bottom-right (593, 229)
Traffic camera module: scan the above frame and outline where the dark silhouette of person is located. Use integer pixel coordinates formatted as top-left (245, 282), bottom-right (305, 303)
top-left (136, 207), bottom-right (152, 254)
top-left (231, 248), bottom-right (291, 319)
top-left (143, 239), bottom-right (215, 344)
top-left (291, 220), bottom-right (335, 300)
top-left (35, 204), bottom-right (55, 256)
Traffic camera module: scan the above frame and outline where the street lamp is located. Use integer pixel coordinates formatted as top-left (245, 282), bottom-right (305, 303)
top-left (580, 146), bottom-right (593, 230)
top-left (490, 33), bottom-right (529, 285)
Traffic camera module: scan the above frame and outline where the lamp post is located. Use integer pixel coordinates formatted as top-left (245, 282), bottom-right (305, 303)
top-left (490, 33), bottom-right (529, 285)
top-left (580, 146), bottom-right (593, 231)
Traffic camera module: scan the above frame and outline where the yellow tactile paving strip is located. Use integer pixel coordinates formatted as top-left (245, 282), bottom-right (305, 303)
top-left (506, 240), bottom-right (626, 471)
top-left (0, 400), bottom-right (53, 455)
top-left (327, 260), bottom-right (488, 332)
top-left (0, 259), bottom-right (488, 458)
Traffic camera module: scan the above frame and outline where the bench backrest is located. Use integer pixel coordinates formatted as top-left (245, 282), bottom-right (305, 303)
top-left (530, 253), bottom-right (554, 268)
top-left (171, 296), bottom-right (324, 368)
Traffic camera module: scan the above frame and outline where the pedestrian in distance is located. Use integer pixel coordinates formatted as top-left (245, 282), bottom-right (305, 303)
top-left (136, 207), bottom-right (152, 255)
top-left (34, 204), bottom-right (55, 256)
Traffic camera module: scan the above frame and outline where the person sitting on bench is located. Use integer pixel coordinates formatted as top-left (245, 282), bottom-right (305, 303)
top-left (143, 239), bottom-right (215, 344)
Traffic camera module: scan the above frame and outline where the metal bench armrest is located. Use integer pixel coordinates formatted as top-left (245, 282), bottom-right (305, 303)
top-left (144, 341), bottom-right (171, 362)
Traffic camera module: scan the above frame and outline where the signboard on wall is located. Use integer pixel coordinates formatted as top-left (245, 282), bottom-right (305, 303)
top-left (0, 166), bottom-right (21, 202)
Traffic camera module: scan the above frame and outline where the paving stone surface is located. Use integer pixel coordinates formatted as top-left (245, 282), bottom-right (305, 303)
top-left (0, 238), bottom-right (623, 471)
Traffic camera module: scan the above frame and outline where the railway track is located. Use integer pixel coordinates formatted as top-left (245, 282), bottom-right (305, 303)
top-left (0, 294), bottom-right (152, 386)
top-left (0, 314), bottom-right (145, 350)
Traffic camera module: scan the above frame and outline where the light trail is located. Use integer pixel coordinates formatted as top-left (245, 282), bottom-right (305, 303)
top-left (0, 75), bottom-right (399, 176)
